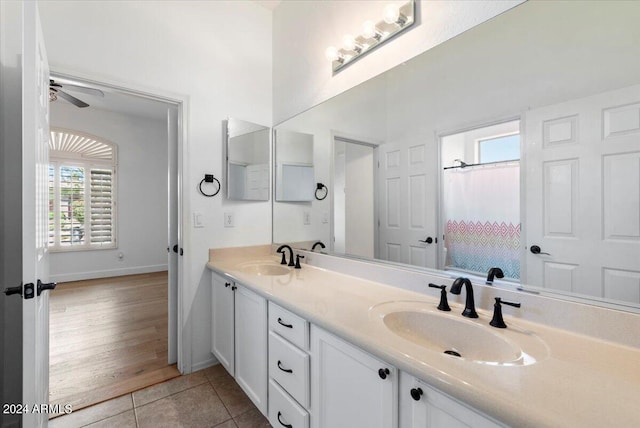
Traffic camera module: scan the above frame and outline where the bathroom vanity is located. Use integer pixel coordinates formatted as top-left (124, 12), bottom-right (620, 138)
top-left (207, 245), bottom-right (640, 428)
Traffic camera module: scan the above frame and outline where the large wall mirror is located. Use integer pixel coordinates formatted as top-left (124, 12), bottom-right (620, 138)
top-left (273, 0), bottom-right (640, 312)
top-left (225, 118), bottom-right (270, 201)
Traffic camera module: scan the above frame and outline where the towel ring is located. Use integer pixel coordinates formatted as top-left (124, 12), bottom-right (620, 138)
top-left (199, 175), bottom-right (221, 197)
top-left (315, 183), bottom-right (328, 200)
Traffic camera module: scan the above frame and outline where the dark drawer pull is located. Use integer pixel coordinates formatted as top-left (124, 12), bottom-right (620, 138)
top-left (277, 317), bottom-right (293, 328)
top-left (277, 360), bottom-right (293, 373)
top-left (378, 368), bottom-right (390, 379)
top-left (277, 411), bottom-right (292, 428)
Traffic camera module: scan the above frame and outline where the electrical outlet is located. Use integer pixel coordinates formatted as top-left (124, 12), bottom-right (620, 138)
top-left (322, 211), bottom-right (329, 224)
top-left (224, 212), bottom-right (235, 228)
top-left (303, 211), bottom-right (311, 225)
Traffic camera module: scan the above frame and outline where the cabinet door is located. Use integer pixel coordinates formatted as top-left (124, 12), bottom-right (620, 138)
top-left (399, 372), bottom-right (504, 428)
top-left (235, 285), bottom-right (268, 415)
top-left (211, 272), bottom-right (235, 375)
top-left (311, 326), bottom-right (397, 428)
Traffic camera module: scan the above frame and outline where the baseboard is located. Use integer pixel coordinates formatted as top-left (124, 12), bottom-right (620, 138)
top-left (191, 356), bottom-right (218, 373)
top-left (50, 264), bottom-right (168, 283)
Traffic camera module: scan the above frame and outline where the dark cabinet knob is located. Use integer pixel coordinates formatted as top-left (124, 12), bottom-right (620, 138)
top-left (231, 285), bottom-right (237, 291)
top-left (378, 368), bottom-right (390, 379)
top-left (410, 387), bottom-right (423, 401)
top-left (224, 282), bottom-right (231, 288)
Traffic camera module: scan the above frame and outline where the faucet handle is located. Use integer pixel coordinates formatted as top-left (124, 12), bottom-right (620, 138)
top-left (428, 283), bottom-right (451, 311)
top-left (295, 254), bottom-right (305, 269)
top-left (278, 250), bottom-right (287, 265)
top-left (489, 297), bottom-right (521, 329)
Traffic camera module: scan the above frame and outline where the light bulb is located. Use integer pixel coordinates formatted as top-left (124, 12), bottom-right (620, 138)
top-left (383, 3), bottom-right (400, 24)
top-left (342, 34), bottom-right (361, 53)
top-left (343, 34), bottom-right (356, 50)
top-left (325, 46), bottom-right (340, 62)
top-left (362, 20), bottom-right (378, 39)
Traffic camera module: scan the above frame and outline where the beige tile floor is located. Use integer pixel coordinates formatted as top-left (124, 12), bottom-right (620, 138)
top-left (49, 365), bottom-right (271, 428)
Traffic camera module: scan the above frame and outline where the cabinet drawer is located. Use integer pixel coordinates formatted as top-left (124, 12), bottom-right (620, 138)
top-left (269, 379), bottom-right (309, 428)
top-left (269, 302), bottom-right (309, 350)
top-left (269, 331), bottom-right (310, 408)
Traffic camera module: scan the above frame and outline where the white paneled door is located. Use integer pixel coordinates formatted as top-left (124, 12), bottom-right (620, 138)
top-left (378, 140), bottom-right (438, 268)
top-left (523, 84), bottom-right (640, 303)
top-left (22, 2), bottom-right (52, 427)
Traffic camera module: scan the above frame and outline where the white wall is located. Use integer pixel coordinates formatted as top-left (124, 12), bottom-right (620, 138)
top-left (273, 0), bottom-right (523, 123)
top-left (38, 0), bottom-right (272, 370)
top-left (49, 103), bottom-right (168, 282)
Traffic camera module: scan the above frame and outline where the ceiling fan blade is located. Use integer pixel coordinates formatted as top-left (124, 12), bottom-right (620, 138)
top-left (60, 83), bottom-right (105, 98)
top-left (56, 90), bottom-right (90, 108)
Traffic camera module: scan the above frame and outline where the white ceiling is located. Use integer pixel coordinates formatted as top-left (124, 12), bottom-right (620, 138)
top-left (50, 75), bottom-right (173, 121)
top-left (254, 0), bottom-right (281, 11)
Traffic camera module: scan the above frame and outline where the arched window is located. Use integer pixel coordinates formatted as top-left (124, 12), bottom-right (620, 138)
top-left (48, 128), bottom-right (117, 251)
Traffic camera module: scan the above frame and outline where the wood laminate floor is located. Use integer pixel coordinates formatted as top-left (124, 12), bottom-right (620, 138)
top-left (49, 272), bottom-right (180, 415)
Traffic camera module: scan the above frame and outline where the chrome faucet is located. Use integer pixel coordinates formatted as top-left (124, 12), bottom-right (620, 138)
top-left (276, 244), bottom-right (295, 267)
top-left (311, 241), bottom-right (325, 251)
top-left (450, 277), bottom-right (478, 318)
top-left (486, 267), bottom-right (504, 285)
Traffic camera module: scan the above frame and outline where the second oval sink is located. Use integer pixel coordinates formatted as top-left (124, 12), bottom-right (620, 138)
top-left (370, 301), bottom-right (548, 366)
top-left (383, 310), bottom-right (521, 364)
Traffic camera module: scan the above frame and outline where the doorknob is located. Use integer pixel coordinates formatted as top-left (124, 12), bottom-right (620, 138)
top-left (530, 245), bottom-right (551, 256)
top-left (3, 285), bottom-right (22, 297)
top-left (37, 279), bottom-right (57, 296)
top-left (418, 236), bottom-right (436, 244)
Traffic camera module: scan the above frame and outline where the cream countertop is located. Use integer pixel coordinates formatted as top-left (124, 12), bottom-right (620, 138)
top-left (207, 249), bottom-right (640, 428)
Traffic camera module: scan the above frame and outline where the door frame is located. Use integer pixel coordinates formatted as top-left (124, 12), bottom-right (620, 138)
top-left (49, 67), bottom-right (191, 373)
top-left (329, 132), bottom-right (380, 258)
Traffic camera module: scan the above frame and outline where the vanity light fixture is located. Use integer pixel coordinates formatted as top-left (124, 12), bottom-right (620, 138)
top-left (326, 0), bottom-right (416, 73)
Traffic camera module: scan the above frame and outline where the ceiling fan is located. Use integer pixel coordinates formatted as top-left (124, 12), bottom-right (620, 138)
top-left (49, 79), bottom-right (105, 108)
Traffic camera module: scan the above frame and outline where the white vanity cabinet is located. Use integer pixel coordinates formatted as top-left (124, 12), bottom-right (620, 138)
top-left (210, 272), bottom-right (268, 415)
top-left (399, 372), bottom-right (505, 428)
top-left (267, 302), bottom-right (311, 428)
top-left (211, 271), bottom-right (234, 374)
top-left (310, 325), bottom-right (398, 428)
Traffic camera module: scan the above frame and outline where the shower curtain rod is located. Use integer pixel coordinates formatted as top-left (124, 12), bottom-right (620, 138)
top-left (443, 158), bottom-right (519, 170)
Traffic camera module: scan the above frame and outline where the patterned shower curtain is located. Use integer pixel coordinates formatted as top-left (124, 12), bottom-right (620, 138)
top-left (443, 162), bottom-right (520, 279)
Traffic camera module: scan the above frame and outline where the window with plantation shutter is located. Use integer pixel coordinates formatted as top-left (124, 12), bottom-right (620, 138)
top-left (48, 128), bottom-right (117, 252)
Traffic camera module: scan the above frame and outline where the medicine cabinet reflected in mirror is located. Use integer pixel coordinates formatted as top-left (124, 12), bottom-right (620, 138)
top-left (274, 129), bottom-right (315, 202)
top-left (225, 118), bottom-right (270, 201)
top-left (272, 0), bottom-right (640, 312)
top-left (273, 129), bottom-right (323, 247)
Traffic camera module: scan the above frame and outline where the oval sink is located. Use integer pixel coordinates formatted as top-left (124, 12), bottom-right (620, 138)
top-left (237, 262), bottom-right (291, 276)
top-left (370, 301), bottom-right (548, 366)
top-left (383, 310), bottom-right (521, 364)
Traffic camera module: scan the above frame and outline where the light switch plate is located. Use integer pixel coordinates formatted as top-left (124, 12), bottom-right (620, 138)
top-left (303, 211), bottom-right (311, 225)
top-left (193, 211), bottom-right (204, 228)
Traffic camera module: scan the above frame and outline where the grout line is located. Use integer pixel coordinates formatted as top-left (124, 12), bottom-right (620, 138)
top-left (133, 401), bottom-right (140, 428)
top-left (133, 377), bottom-right (210, 409)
